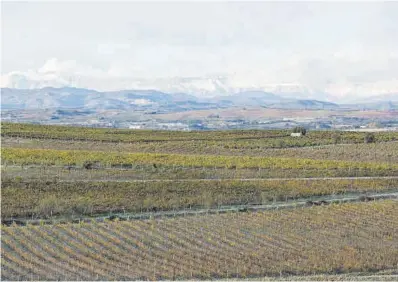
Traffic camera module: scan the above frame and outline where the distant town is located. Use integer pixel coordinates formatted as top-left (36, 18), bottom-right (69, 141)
top-left (2, 108), bottom-right (397, 132)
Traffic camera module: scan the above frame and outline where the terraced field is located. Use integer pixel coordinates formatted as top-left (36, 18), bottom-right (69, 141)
top-left (2, 200), bottom-right (398, 281)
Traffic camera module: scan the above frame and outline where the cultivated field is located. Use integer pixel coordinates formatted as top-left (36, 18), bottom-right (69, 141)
top-left (2, 201), bottom-right (398, 280)
top-left (3, 136), bottom-right (398, 163)
top-left (2, 178), bottom-right (398, 219)
top-left (1, 122), bottom-right (398, 280)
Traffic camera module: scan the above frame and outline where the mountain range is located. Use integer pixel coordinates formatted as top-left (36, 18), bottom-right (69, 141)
top-left (0, 73), bottom-right (335, 101)
top-left (1, 87), bottom-right (397, 112)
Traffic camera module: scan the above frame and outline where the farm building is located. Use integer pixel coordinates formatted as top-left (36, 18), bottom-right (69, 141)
top-left (290, 132), bottom-right (302, 137)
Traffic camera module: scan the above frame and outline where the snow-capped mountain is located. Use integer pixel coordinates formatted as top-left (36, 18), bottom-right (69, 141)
top-left (0, 72), bottom-right (339, 102)
top-left (1, 69), bottom-right (396, 112)
top-left (1, 87), bottom-right (341, 111)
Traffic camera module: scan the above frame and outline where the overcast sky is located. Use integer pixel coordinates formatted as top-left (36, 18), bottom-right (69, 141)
top-left (1, 1), bottom-right (398, 98)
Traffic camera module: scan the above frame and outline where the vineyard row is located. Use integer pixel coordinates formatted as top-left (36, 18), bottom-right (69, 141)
top-left (2, 200), bottom-right (398, 280)
top-left (2, 147), bottom-right (397, 171)
top-left (3, 178), bottom-right (398, 218)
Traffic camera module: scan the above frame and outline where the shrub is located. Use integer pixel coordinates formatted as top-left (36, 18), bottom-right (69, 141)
top-left (83, 161), bottom-right (94, 170)
top-left (83, 161), bottom-right (100, 170)
top-left (364, 133), bottom-right (375, 144)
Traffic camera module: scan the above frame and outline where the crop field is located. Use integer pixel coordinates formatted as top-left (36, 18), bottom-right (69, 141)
top-left (3, 147), bottom-right (397, 173)
top-left (1, 122), bottom-right (398, 280)
top-left (3, 178), bottom-right (398, 219)
top-left (2, 200), bottom-right (398, 280)
top-left (3, 122), bottom-right (398, 145)
top-left (3, 136), bottom-right (398, 164)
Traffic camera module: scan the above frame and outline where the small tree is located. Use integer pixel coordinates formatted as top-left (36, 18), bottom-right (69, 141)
top-left (292, 126), bottom-right (307, 136)
top-left (364, 133), bottom-right (375, 143)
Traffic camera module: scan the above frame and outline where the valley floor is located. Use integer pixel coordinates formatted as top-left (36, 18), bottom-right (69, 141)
top-left (1, 123), bottom-right (398, 280)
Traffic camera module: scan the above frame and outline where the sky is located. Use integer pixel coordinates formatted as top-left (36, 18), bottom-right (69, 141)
top-left (1, 1), bottom-right (398, 99)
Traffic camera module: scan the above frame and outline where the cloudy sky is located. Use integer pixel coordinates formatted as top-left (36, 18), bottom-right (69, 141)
top-left (1, 1), bottom-right (398, 99)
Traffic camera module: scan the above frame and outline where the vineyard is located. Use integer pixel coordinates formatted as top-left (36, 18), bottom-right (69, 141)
top-left (3, 147), bottom-right (397, 172)
top-left (3, 178), bottom-right (398, 218)
top-left (3, 122), bottom-right (398, 146)
top-left (3, 136), bottom-right (398, 163)
top-left (2, 200), bottom-right (398, 280)
top-left (1, 122), bottom-right (288, 142)
top-left (1, 123), bottom-right (398, 280)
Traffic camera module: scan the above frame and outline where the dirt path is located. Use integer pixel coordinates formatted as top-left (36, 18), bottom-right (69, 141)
top-left (52, 176), bottom-right (398, 183)
top-left (2, 165), bottom-right (398, 182)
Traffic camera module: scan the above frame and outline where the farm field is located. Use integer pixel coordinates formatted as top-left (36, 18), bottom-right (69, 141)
top-left (2, 136), bottom-right (398, 163)
top-left (1, 122), bottom-right (398, 280)
top-left (3, 148), bottom-right (397, 176)
top-left (4, 166), bottom-right (393, 182)
top-left (2, 200), bottom-right (398, 281)
top-left (3, 178), bottom-right (398, 219)
top-left (226, 269), bottom-right (398, 281)
top-left (3, 122), bottom-right (398, 146)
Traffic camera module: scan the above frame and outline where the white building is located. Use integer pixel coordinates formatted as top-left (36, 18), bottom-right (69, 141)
top-left (290, 132), bottom-right (302, 137)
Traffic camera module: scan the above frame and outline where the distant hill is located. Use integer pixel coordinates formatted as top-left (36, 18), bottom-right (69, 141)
top-left (269, 99), bottom-right (339, 110)
top-left (3, 87), bottom-right (397, 113)
top-left (1, 87), bottom-right (346, 112)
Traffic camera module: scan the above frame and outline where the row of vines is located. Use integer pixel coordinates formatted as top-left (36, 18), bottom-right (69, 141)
top-left (2, 178), bottom-right (397, 218)
top-left (3, 148), bottom-right (397, 171)
top-left (2, 200), bottom-right (398, 280)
